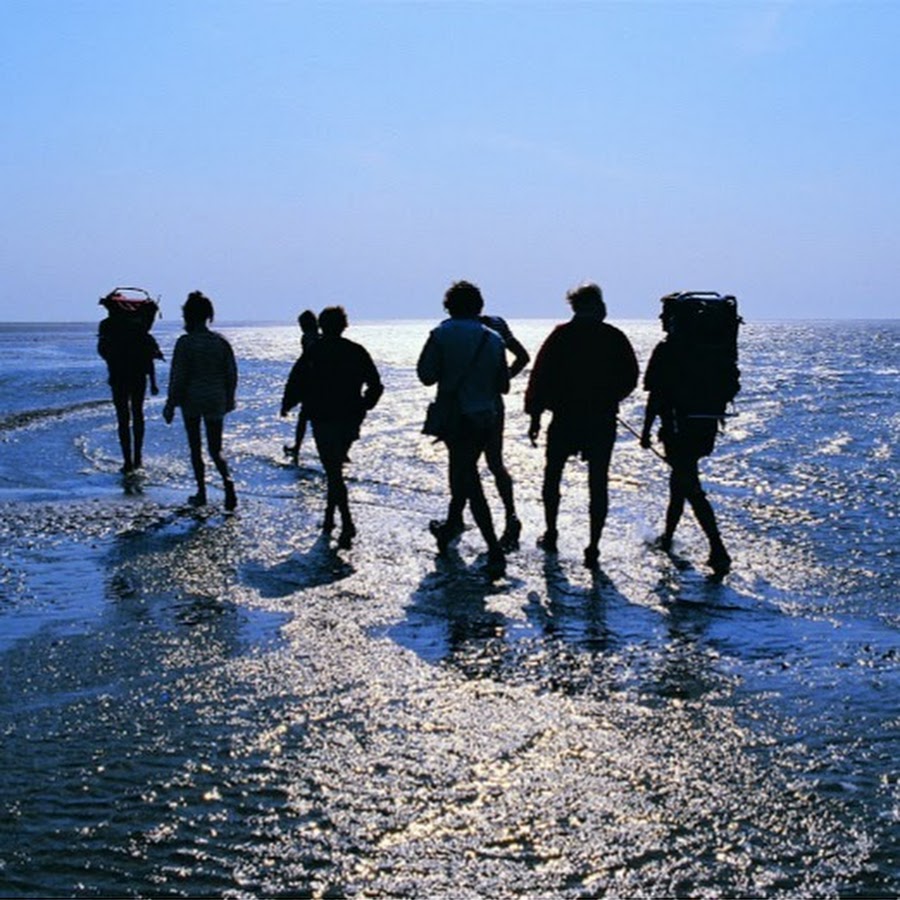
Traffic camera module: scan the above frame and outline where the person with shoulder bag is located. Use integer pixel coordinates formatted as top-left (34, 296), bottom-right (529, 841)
top-left (417, 281), bottom-right (509, 576)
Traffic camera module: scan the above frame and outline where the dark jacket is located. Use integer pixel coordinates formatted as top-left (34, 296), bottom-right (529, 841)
top-left (290, 335), bottom-right (383, 425)
top-left (525, 316), bottom-right (639, 422)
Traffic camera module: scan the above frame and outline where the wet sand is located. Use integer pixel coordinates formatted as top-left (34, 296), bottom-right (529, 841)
top-left (1, 474), bottom-right (892, 898)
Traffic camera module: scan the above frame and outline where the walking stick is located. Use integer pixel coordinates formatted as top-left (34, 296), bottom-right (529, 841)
top-left (617, 416), bottom-right (669, 464)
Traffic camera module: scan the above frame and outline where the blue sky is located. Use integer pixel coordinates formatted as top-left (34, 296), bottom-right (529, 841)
top-left (2, 1), bottom-right (898, 322)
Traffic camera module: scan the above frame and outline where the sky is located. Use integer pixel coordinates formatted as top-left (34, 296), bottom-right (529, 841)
top-left (1, 1), bottom-right (898, 322)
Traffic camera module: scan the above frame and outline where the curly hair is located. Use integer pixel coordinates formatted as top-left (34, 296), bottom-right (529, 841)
top-left (443, 280), bottom-right (484, 318)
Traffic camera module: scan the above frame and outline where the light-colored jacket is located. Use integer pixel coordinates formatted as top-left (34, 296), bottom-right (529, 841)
top-left (417, 317), bottom-right (509, 415)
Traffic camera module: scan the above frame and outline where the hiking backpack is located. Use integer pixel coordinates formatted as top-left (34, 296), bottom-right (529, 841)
top-left (659, 291), bottom-right (742, 417)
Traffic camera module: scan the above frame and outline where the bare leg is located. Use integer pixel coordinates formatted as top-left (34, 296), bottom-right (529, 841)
top-left (584, 428), bottom-right (615, 567)
top-left (129, 381), bottom-right (147, 469)
top-left (446, 429), bottom-right (503, 572)
top-left (184, 415), bottom-right (206, 505)
top-left (540, 438), bottom-right (567, 552)
top-left (111, 382), bottom-right (133, 472)
top-left (668, 451), bottom-right (729, 574)
top-left (484, 409), bottom-right (520, 549)
top-left (204, 417), bottom-right (236, 510)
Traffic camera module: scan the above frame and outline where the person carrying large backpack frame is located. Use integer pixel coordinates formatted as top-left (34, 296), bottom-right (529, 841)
top-left (639, 291), bottom-right (742, 578)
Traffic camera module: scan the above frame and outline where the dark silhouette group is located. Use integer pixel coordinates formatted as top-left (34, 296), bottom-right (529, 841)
top-left (98, 281), bottom-right (735, 576)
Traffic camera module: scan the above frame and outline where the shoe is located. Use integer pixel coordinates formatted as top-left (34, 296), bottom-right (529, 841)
top-left (583, 546), bottom-right (600, 570)
top-left (188, 492), bottom-right (207, 508)
top-left (537, 530), bottom-right (558, 553)
top-left (653, 534), bottom-right (673, 552)
top-left (499, 517), bottom-right (521, 552)
top-left (323, 516), bottom-right (336, 534)
top-left (337, 524), bottom-right (356, 550)
top-left (224, 480), bottom-right (237, 512)
top-left (429, 518), bottom-right (463, 553)
top-left (708, 547), bottom-right (732, 577)
top-left (486, 546), bottom-right (506, 578)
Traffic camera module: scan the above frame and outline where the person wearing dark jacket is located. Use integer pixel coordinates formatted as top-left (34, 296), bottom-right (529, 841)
top-left (291, 306), bottom-right (383, 549)
top-left (525, 283), bottom-right (639, 569)
top-left (280, 309), bottom-right (321, 464)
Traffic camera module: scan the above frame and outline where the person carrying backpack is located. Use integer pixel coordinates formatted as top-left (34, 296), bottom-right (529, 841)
top-left (97, 289), bottom-right (164, 474)
top-left (640, 292), bottom-right (740, 577)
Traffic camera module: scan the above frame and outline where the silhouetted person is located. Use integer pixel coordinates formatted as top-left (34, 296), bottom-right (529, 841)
top-left (640, 316), bottom-right (733, 577)
top-left (280, 309), bottom-right (321, 464)
top-left (438, 310), bottom-right (529, 551)
top-left (418, 281), bottom-right (509, 576)
top-left (163, 291), bottom-right (238, 511)
top-left (438, 311), bottom-right (530, 551)
top-left (525, 283), bottom-right (638, 569)
top-left (291, 306), bottom-right (383, 549)
top-left (97, 290), bottom-right (164, 473)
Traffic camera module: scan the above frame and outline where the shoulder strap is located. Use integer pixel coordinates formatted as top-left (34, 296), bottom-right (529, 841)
top-left (450, 329), bottom-right (490, 394)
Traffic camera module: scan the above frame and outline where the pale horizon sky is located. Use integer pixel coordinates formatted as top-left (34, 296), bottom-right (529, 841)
top-left (2, 1), bottom-right (898, 323)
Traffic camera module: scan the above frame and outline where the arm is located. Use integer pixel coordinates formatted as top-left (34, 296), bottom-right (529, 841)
top-left (281, 357), bottom-right (305, 417)
top-left (505, 333), bottom-right (530, 380)
top-left (163, 337), bottom-right (185, 423)
top-left (225, 340), bottom-right (238, 413)
top-left (613, 331), bottom-right (640, 403)
top-left (640, 391), bottom-right (660, 448)
top-left (495, 335), bottom-right (511, 396)
top-left (416, 332), bottom-right (440, 387)
top-left (640, 343), bottom-right (663, 448)
top-left (146, 335), bottom-right (163, 395)
top-left (524, 335), bottom-right (554, 447)
top-left (361, 349), bottom-right (384, 411)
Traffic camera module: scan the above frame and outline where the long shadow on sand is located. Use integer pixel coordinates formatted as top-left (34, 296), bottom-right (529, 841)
top-left (105, 510), bottom-right (288, 654)
top-left (241, 533), bottom-right (354, 600)
top-left (384, 547), bottom-right (508, 668)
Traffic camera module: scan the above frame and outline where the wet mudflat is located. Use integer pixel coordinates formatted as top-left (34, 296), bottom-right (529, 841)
top-left (0, 320), bottom-right (897, 897)
top-left (0, 483), bottom-right (894, 899)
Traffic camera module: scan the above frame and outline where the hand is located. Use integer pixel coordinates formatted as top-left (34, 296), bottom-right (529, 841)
top-left (163, 402), bottom-right (174, 425)
top-left (528, 416), bottom-right (541, 448)
top-left (640, 431), bottom-right (651, 450)
top-left (280, 406), bottom-right (288, 418)
top-left (150, 384), bottom-right (159, 397)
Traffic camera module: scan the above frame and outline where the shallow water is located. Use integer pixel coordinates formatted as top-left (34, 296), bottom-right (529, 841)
top-left (0, 319), bottom-right (897, 897)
